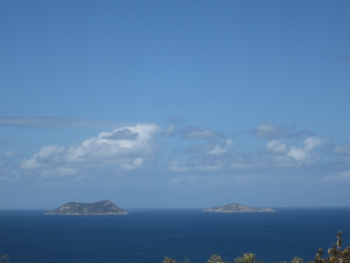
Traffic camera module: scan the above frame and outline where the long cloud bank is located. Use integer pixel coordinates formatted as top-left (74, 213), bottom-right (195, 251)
top-left (1, 122), bottom-right (350, 183)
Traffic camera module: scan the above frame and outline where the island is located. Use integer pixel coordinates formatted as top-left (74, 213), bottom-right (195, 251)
top-left (45, 200), bottom-right (128, 215)
top-left (203, 203), bottom-right (276, 213)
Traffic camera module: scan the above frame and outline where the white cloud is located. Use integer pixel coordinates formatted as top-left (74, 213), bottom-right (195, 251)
top-left (167, 135), bottom-right (330, 174)
top-left (286, 137), bottom-right (328, 163)
top-left (208, 140), bottom-right (233, 155)
top-left (303, 137), bottom-right (328, 151)
top-left (20, 156), bottom-right (41, 170)
top-left (121, 157), bottom-right (144, 170)
top-left (334, 143), bottom-right (350, 155)
top-left (265, 140), bottom-right (287, 154)
top-left (163, 124), bottom-right (177, 137)
top-left (253, 123), bottom-right (286, 138)
top-left (20, 123), bottom-right (161, 176)
top-left (287, 147), bottom-right (307, 162)
top-left (20, 145), bottom-right (64, 170)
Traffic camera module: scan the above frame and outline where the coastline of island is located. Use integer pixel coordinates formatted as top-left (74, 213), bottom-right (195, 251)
top-left (203, 203), bottom-right (276, 213)
top-left (45, 200), bottom-right (128, 215)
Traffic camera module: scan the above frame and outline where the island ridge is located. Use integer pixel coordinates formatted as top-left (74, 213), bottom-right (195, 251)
top-left (45, 200), bottom-right (128, 215)
top-left (203, 203), bottom-right (276, 213)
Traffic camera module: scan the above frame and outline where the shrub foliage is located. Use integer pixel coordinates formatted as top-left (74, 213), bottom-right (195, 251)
top-left (162, 232), bottom-right (349, 263)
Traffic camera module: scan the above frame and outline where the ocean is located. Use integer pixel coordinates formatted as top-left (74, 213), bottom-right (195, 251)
top-left (1, 208), bottom-right (349, 263)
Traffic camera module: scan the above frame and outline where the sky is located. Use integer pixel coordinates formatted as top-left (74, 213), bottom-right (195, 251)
top-left (0, 1), bottom-right (350, 209)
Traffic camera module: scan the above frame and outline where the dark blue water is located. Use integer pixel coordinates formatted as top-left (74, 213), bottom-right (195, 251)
top-left (1, 208), bottom-right (350, 263)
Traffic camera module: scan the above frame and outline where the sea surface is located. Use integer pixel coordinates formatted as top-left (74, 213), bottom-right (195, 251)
top-left (1, 208), bottom-right (350, 263)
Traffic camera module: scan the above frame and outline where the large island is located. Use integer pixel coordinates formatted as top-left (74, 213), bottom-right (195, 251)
top-left (203, 203), bottom-right (276, 213)
top-left (45, 200), bottom-right (128, 215)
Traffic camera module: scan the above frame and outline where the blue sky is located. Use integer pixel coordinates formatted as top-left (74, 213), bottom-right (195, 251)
top-left (1, 1), bottom-right (350, 209)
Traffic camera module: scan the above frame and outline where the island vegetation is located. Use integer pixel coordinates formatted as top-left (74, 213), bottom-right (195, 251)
top-left (203, 203), bottom-right (276, 213)
top-left (45, 200), bottom-right (128, 215)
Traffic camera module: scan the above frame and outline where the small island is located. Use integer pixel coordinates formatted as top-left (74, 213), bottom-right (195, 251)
top-left (45, 200), bottom-right (128, 215)
top-left (203, 203), bottom-right (276, 213)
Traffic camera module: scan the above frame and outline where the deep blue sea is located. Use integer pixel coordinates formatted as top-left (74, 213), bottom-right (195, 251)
top-left (1, 208), bottom-right (350, 263)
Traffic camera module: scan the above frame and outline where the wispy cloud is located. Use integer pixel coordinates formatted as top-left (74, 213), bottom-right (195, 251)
top-left (334, 143), bottom-right (350, 155)
top-left (286, 130), bottom-right (316, 138)
top-left (0, 117), bottom-right (115, 129)
top-left (333, 142), bottom-right (350, 163)
top-left (252, 123), bottom-right (315, 138)
top-left (162, 124), bottom-right (178, 137)
top-left (0, 151), bottom-right (21, 182)
top-left (167, 136), bottom-right (329, 175)
top-left (186, 140), bottom-right (233, 155)
top-left (181, 126), bottom-right (222, 140)
top-left (186, 142), bottom-right (217, 154)
top-left (168, 116), bottom-right (185, 123)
